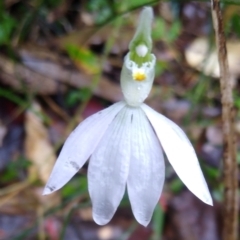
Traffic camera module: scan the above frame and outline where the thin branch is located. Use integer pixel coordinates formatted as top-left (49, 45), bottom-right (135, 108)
top-left (211, 1), bottom-right (238, 240)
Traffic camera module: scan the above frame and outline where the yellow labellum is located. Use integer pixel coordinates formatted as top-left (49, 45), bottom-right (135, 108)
top-left (132, 71), bottom-right (146, 81)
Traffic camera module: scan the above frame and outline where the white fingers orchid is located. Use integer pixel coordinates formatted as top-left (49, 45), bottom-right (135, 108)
top-left (43, 7), bottom-right (212, 226)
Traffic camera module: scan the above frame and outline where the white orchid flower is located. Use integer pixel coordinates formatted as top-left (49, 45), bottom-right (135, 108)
top-left (43, 7), bottom-right (212, 226)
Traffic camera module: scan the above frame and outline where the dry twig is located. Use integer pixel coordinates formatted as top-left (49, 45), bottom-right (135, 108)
top-left (211, 1), bottom-right (238, 240)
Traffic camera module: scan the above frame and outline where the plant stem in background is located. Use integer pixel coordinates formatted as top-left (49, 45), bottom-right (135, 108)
top-left (211, 1), bottom-right (238, 240)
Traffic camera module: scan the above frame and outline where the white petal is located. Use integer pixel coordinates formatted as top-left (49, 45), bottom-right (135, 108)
top-left (142, 104), bottom-right (213, 205)
top-left (127, 108), bottom-right (165, 227)
top-left (88, 106), bottom-right (132, 225)
top-left (43, 101), bottom-right (126, 195)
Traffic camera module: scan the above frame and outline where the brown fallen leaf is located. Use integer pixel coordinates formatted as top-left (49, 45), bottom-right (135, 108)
top-left (25, 101), bottom-right (55, 184)
top-left (24, 101), bottom-right (61, 211)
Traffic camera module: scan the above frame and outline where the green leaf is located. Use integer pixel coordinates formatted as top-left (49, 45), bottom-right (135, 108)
top-left (66, 88), bottom-right (92, 107)
top-left (0, 13), bottom-right (16, 45)
top-left (1, 157), bottom-right (31, 182)
top-left (167, 21), bottom-right (181, 43)
top-left (230, 14), bottom-right (240, 37)
top-left (152, 204), bottom-right (164, 240)
top-left (170, 178), bottom-right (184, 193)
top-left (152, 18), bottom-right (166, 41)
top-left (43, 0), bottom-right (63, 8)
top-left (153, 17), bottom-right (181, 43)
top-left (203, 165), bottom-right (220, 179)
top-left (61, 176), bottom-right (88, 198)
top-left (155, 60), bottom-right (168, 77)
top-left (66, 44), bottom-right (100, 74)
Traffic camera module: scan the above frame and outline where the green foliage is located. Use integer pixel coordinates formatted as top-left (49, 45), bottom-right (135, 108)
top-left (66, 88), bottom-right (92, 107)
top-left (0, 12), bottom-right (16, 45)
top-left (233, 91), bottom-right (240, 118)
top-left (230, 14), bottom-right (240, 37)
top-left (61, 176), bottom-right (88, 198)
top-left (186, 74), bottom-right (216, 106)
top-left (226, 13), bottom-right (240, 37)
top-left (87, 0), bottom-right (116, 24)
top-left (152, 204), bottom-right (164, 240)
top-left (170, 178), bottom-right (184, 193)
top-left (1, 157), bottom-right (31, 182)
top-left (0, 88), bottom-right (28, 107)
top-left (155, 60), bottom-right (168, 77)
top-left (41, 0), bottom-right (63, 9)
top-left (66, 44), bottom-right (100, 74)
top-left (237, 152), bottom-right (240, 164)
top-left (153, 17), bottom-right (181, 43)
top-left (124, 0), bottom-right (157, 11)
top-left (203, 165), bottom-right (221, 179)
top-left (119, 192), bottom-right (131, 207)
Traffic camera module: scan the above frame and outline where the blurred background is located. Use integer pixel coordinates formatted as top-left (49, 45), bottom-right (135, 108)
top-left (0, 0), bottom-right (239, 239)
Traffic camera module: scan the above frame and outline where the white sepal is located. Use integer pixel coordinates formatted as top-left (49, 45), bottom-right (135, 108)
top-left (43, 101), bottom-right (126, 195)
top-left (121, 53), bottom-right (156, 107)
top-left (127, 107), bottom-right (165, 226)
top-left (129, 7), bottom-right (153, 51)
top-left (141, 104), bottom-right (213, 205)
top-left (88, 106), bottom-right (132, 225)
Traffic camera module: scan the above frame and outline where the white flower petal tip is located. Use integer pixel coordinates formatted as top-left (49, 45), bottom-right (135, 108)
top-left (141, 104), bottom-right (213, 206)
top-left (92, 211), bottom-right (112, 225)
top-left (92, 202), bottom-right (116, 225)
top-left (203, 195), bottom-right (213, 206)
top-left (134, 215), bottom-right (151, 227)
top-left (43, 101), bottom-right (126, 195)
top-left (42, 187), bottom-right (52, 195)
top-left (91, 197), bottom-right (119, 225)
top-left (92, 215), bottom-right (110, 226)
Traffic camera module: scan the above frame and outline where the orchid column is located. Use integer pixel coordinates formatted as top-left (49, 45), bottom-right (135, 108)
top-left (43, 7), bottom-right (212, 227)
top-left (121, 7), bottom-right (155, 107)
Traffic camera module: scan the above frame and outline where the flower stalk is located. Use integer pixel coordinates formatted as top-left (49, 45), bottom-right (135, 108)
top-left (211, 1), bottom-right (238, 239)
